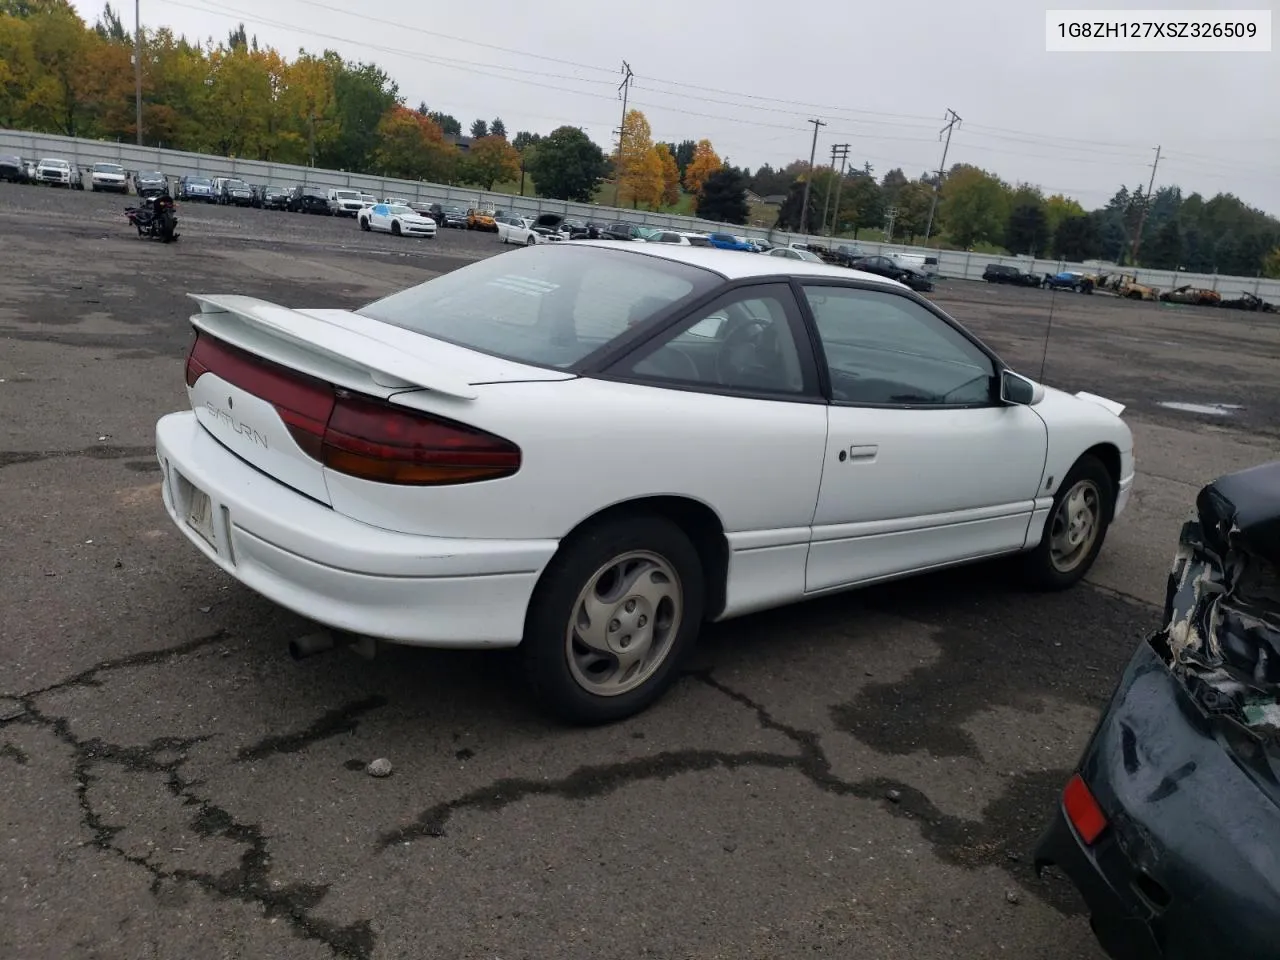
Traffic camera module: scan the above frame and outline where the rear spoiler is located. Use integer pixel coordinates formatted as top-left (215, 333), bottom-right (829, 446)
top-left (188, 294), bottom-right (479, 400)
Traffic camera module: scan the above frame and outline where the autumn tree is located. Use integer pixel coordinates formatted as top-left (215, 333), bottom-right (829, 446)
top-left (1261, 247), bottom-right (1280, 279)
top-left (616, 108), bottom-right (655, 207)
top-left (527, 125), bottom-right (605, 201)
top-left (683, 138), bottom-right (722, 197)
top-left (462, 133), bottom-right (520, 189)
top-left (374, 104), bottom-right (456, 181)
top-left (655, 143), bottom-right (680, 207)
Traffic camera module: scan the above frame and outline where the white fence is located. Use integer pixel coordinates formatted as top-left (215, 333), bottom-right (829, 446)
top-left (4, 127), bottom-right (1278, 301)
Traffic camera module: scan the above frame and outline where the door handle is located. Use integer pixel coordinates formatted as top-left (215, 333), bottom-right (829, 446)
top-left (845, 444), bottom-right (879, 462)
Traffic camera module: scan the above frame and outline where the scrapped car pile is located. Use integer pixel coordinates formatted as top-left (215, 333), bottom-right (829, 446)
top-left (982, 262), bottom-right (1276, 311)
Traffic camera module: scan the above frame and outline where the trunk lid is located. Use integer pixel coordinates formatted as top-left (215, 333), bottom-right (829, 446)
top-left (185, 294), bottom-right (572, 503)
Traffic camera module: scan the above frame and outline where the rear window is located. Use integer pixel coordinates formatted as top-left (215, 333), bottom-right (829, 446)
top-left (334, 190), bottom-right (360, 199)
top-left (93, 163), bottom-right (123, 173)
top-left (358, 244), bottom-right (718, 369)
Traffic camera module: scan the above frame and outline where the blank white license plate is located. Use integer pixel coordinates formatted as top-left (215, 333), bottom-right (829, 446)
top-left (186, 486), bottom-right (216, 547)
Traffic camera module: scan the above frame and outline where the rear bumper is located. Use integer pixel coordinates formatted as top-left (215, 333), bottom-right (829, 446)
top-left (155, 411), bottom-right (556, 647)
top-left (1034, 639), bottom-right (1280, 960)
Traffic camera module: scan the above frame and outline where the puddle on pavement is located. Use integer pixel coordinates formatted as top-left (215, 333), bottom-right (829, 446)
top-left (1157, 401), bottom-right (1243, 416)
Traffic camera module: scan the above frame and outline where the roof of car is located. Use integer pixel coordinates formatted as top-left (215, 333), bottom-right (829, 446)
top-left (570, 239), bottom-right (908, 288)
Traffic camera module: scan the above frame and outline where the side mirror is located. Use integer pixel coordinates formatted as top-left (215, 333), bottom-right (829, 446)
top-left (1000, 369), bottom-right (1044, 405)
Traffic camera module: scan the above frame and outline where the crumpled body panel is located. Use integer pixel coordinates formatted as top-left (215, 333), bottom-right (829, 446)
top-left (1165, 461), bottom-right (1280, 734)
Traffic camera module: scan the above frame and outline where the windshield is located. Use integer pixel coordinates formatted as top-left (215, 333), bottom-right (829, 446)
top-left (388, 204), bottom-right (413, 216)
top-left (93, 163), bottom-right (123, 173)
top-left (189, 177), bottom-right (212, 186)
top-left (798, 250), bottom-right (823, 262)
top-left (42, 159), bottom-right (69, 168)
top-left (335, 190), bottom-right (360, 200)
top-left (226, 179), bottom-right (247, 188)
top-left (358, 245), bottom-right (716, 369)
top-left (140, 171), bottom-right (163, 179)
top-left (445, 206), bottom-right (464, 215)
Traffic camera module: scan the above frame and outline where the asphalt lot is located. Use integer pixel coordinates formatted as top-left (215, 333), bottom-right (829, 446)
top-left (3, 182), bottom-right (1279, 960)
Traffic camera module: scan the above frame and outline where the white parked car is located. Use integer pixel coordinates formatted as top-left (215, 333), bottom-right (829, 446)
top-left (646, 230), bottom-right (694, 245)
top-left (768, 246), bottom-right (824, 263)
top-left (495, 215), bottom-right (534, 244)
top-left (357, 201), bottom-right (437, 238)
top-left (328, 188), bottom-right (365, 217)
top-left (156, 243), bottom-right (1134, 723)
top-left (36, 157), bottom-right (73, 186)
top-left (89, 162), bottom-right (128, 192)
top-left (497, 213), bottom-right (568, 245)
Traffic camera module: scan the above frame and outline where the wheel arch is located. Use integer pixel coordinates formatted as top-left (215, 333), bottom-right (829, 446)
top-left (1078, 442), bottom-right (1121, 520)
top-left (544, 495), bottom-right (730, 622)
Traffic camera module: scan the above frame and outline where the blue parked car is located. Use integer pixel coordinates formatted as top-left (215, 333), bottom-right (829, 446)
top-left (1042, 270), bottom-right (1094, 293)
top-left (707, 232), bottom-right (756, 252)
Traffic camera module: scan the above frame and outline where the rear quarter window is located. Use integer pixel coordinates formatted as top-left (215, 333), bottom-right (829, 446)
top-left (358, 245), bottom-right (717, 368)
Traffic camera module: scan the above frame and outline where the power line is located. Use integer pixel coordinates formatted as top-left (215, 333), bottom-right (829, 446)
top-left (156, 0), bottom-right (1270, 208)
top-left (924, 109), bottom-right (961, 243)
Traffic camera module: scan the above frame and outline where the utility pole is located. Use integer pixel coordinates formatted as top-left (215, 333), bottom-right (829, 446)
top-left (819, 144), bottom-right (838, 235)
top-left (612, 61), bottom-right (634, 208)
top-left (828, 143), bottom-right (850, 237)
top-left (134, 0), bottom-right (143, 145)
top-left (923, 108), bottom-right (961, 243)
top-left (1129, 145), bottom-right (1162, 264)
top-left (884, 205), bottom-right (898, 242)
top-left (798, 118), bottom-right (826, 235)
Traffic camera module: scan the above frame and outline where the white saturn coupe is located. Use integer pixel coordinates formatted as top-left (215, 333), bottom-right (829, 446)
top-left (156, 242), bottom-right (1134, 723)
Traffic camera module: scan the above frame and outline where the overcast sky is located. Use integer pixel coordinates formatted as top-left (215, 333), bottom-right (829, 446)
top-left (75, 0), bottom-right (1279, 214)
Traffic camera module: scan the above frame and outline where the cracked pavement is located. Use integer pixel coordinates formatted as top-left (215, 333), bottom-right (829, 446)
top-left (4, 183), bottom-right (1280, 959)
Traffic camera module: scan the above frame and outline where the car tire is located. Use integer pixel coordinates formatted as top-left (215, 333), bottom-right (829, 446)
top-left (521, 514), bottom-right (705, 725)
top-left (359, 217), bottom-right (370, 232)
top-left (526, 236), bottom-right (536, 246)
top-left (1022, 454), bottom-right (1114, 591)
top-left (391, 221), bottom-right (401, 236)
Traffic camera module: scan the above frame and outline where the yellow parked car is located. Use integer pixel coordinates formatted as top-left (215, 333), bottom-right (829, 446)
top-left (467, 207), bottom-right (498, 232)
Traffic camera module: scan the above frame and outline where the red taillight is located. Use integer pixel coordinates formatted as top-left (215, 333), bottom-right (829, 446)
top-left (184, 330), bottom-right (520, 485)
top-left (1062, 773), bottom-right (1108, 846)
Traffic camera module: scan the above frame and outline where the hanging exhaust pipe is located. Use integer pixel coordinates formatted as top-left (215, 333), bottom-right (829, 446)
top-left (288, 630), bottom-right (336, 660)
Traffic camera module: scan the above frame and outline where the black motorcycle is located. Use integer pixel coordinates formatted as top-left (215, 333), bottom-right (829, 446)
top-left (124, 193), bottom-right (180, 242)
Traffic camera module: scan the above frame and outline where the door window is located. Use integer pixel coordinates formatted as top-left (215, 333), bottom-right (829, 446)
top-left (624, 284), bottom-right (809, 396)
top-left (802, 285), bottom-right (995, 406)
